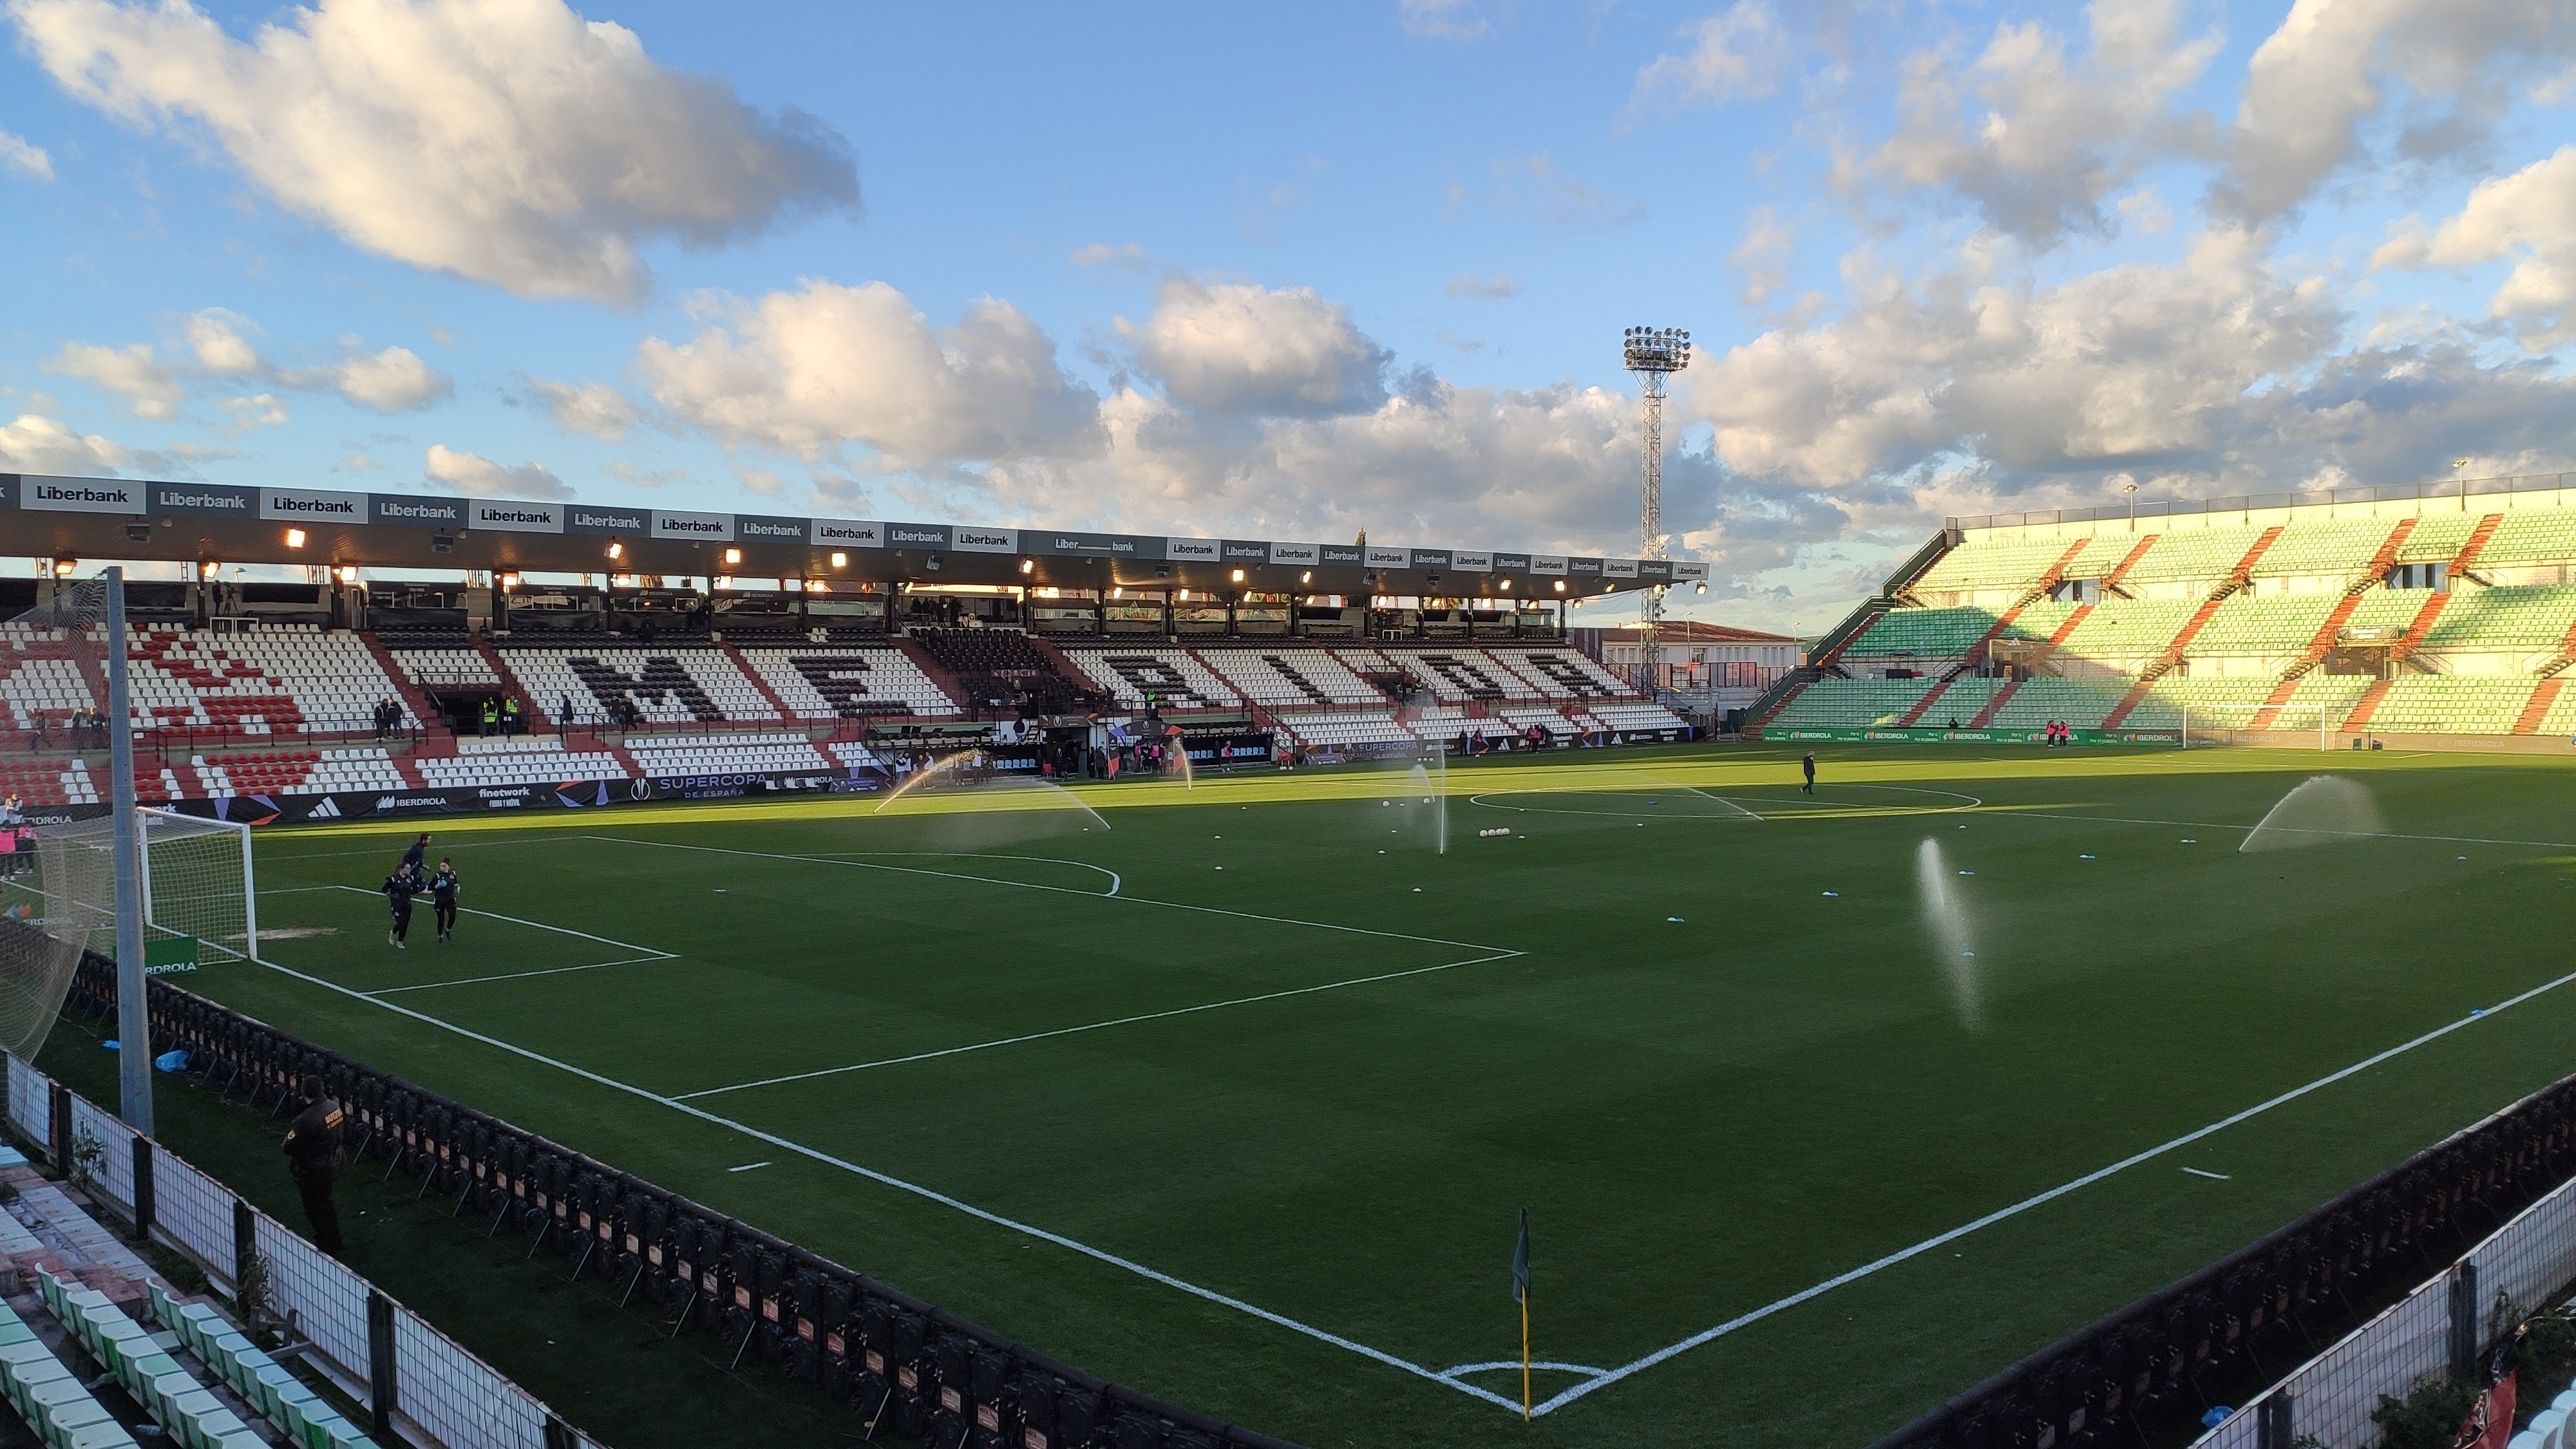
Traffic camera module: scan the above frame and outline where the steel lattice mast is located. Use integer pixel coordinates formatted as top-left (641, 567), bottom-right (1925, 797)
top-left (1622, 327), bottom-right (1691, 674)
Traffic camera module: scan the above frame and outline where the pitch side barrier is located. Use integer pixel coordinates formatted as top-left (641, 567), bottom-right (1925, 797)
top-left (62, 954), bottom-right (1308, 1449)
top-left (1871, 1071), bottom-right (2576, 1449)
top-left (1767, 726), bottom-right (2184, 746)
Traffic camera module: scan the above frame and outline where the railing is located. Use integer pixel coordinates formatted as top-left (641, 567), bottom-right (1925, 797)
top-left (3, 1053), bottom-right (609, 1449)
top-left (1870, 1070), bottom-right (2576, 1449)
top-left (1949, 473), bottom-right (2576, 533)
top-left (77, 959), bottom-right (1307, 1449)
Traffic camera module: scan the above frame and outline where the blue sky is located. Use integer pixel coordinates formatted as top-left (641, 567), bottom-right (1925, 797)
top-left (1, 0), bottom-right (2571, 629)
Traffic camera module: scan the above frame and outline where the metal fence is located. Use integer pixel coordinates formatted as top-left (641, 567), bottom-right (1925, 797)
top-left (5, 1054), bottom-right (607, 1449)
top-left (67, 956), bottom-right (1307, 1449)
top-left (2197, 1170), bottom-right (2576, 1449)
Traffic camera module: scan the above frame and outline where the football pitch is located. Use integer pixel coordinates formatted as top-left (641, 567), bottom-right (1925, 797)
top-left (163, 744), bottom-right (2576, 1448)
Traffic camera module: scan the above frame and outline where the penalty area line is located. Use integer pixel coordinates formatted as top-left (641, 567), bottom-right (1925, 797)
top-left (235, 952), bottom-right (1522, 1416)
top-left (1527, 963), bottom-right (2576, 1418)
top-left (674, 948), bottom-right (1527, 1099)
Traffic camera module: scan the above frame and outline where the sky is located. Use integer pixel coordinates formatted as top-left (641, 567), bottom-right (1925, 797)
top-left (0, 0), bottom-right (2571, 632)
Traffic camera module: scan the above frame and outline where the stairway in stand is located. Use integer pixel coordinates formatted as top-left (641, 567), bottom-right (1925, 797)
top-left (2343, 677), bottom-right (2394, 732)
top-left (2454, 514), bottom-right (2505, 573)
top-left (469, 633), bottom-right (542, 724)
top-left (2515, 679), bottom-right (2564, 735)
top-left (1896, 678), bottom-right (1953, 726)
top-left (1967, 679), bottom-right (2022, 728)
top-left (719, 640), bottom-right (798, 721)
top-left (890, 635), bottom-right (974, 713)
top-left (2246, 676), bottom-right (2307, 733)
top-left (358, 632), bottom-right (453, 746)
top-left (2098, 535), bottom-right (2159, 592)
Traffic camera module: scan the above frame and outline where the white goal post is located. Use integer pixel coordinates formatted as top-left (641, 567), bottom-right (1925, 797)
top-left (137, 810), bottom-right (259, 966)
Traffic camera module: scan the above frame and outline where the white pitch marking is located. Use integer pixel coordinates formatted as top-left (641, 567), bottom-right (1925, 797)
top-left (368, 954), bottom-right (673, 996)
top-left (233, 950), bottom-right (1525, 1415)
top-left (1438, 1359), bottom-right (1611, 1380)
top-left (2181, 1168), bottom-right (2231, 1180)
top-left (728, 1161), bottom-right (772, 1173)
top-left (1523, 963), bottom-right (2576, 1417)
top-left (676, 949), bottom-right (1525, 1099)
top-left (806, 851), bottom-right (1123, 898)
top-left (590, 836), bottom-right (1515, 952)
top-left (323, 885), bottom-right (676, 957)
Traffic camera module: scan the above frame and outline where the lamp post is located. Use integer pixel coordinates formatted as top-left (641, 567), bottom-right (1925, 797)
top-left (1623, 326), bottom-right (1691, 674)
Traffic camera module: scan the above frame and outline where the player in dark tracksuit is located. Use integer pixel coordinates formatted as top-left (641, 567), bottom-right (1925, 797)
top-left (1801, 752), bottom-right (1816, 795)
top-left (281, 1074), bottom-right (346, 1255)
top-left (429, 858), bottom-right (460, 943)
top-left (384, 867), bottom-right (421, 948)
top-left (402, 832), bottom-right (430, 875)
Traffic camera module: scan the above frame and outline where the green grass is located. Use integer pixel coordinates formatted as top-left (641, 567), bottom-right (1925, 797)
top-left (95, 744), bottom-right (2576, 1448)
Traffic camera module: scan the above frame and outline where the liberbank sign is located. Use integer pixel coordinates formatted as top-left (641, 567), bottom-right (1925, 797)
top-left (0, 473), bottom-right (1711, 584)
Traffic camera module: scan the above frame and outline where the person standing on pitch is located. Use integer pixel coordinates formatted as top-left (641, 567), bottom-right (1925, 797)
top-left (281, 1074), bottom-right (347, 1256)
top-left (383, 866), bottom-right (421, 949)
top-left (1801, 751), bottom-right (1817, 795)
top-left (430, 857), bottom-right (461, 943)
top-left (402, 831), bottom-right (430, 875)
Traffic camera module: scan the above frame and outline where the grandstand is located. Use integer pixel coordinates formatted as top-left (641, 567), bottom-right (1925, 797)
top-left (1754, 483), bottom-right (2576, 742)
top-left (0, 607), bottom-right (1683, 811)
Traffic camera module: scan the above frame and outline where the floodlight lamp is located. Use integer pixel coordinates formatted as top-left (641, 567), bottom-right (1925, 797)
top-left (284, 528), bottom-right (307, 549)
top-left (829, 551), bottom-right (848, 568)
top-left (1112, 587), bottom-right (1124, 598)
top-left (806, 578), bottom-right (829, 595)
top-left (198, 560), bottom-right (219, 579)
top-left (1300, 570), bottom-right (1312, 584)
top-left (51, 556), bottom-right (77, 578)
top-left (1501, 578), bottom-right (1513, 592)
top-left (715, 576), bottom-right (734, 591)
top-left (1178, 588), bottom-right (1190, 601)
top-left (723, 547), bottom-right (743, 566)
top-left (1553, 579), bottom-right (1566, 593)
top-left (497, 572), bottom-right (519, 589)
top-left (337, 565), bottom-right (359, 583)
top-left (1021, 558), bottom-right (1036, 574)
top-left (1230, 568), bottom-right (1245, 583)
top-left (927, 553), bottom-right (944, 572)
top-left (606, 541), bottom-right (623, 560)
top-left (1696, 581), bottom-right (1709, 594)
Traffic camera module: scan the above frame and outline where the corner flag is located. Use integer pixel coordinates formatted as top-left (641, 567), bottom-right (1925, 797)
top-left (1512, 1207), bottom-right (1531, 1421)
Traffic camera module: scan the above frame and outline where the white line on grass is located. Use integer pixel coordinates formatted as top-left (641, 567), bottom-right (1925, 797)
top-left (368, 955), bottom-right (674, 996)
top-left (674, 948), bottom-right (1526, 1099)
top-left (321, 885), bottom-right (677, 958)
top-left (2181, 1168), bottom-right (2231, 1180)
top-left (1522, 963), bottom-right (2576, 1418)
top-left (589, 835), bottom-right (1517, 953)
top-left (1977, 810), bottom-right (2576, 851)
top-left (728, 1161), bottom-right (772, 1173)
top-left (804, 851), bottom-right (1124, 898)
top-left (1438, 1359), bottom-right (1610, 1381)
top-left (232, 950), bottom-right (1528, 1416)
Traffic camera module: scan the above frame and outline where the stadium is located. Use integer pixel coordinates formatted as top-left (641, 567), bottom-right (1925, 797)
top-left (0, 467), bottom-right (2566, 1449)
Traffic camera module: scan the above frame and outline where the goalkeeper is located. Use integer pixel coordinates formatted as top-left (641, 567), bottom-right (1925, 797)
top-left (383, 866), bottom-right (421, 949)
top-left (429, 857), bottom-right (461, 943)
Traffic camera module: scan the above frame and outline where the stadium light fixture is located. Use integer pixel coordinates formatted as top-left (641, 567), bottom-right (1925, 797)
top-left (1696, 581), bottom-right (1708, 594)
top-left (1553, 579), bottom-right (1566, 593)
top-left (806, 578), bottom-right (828, 594)
top-left (723, 547), bottom-right (743, 567)
top-left (126, 522), bottom-right (151, 544)
top-left (1230, 568), bottom-right (1245, 583)
top-left (198, 560), bottom-right (219, 579)
top-left (284, 528), bottom-right (307, 549)
top-left (926, 552), bottom-right (944, 572)
top-left (1020, 558), bottom-right (1036, 574)
top-left (715, 575), bottom-right (735, 591)
top-left (1300, 570), bottom-right (1312, 585)
top-left (51, 556), bottom-right (77, 578)
top-left (336, 565), bottom-right (358, 583)
top-left (1178, 588), bottom-right (1190, 601)
top-left (1112, 586), bottom-right (1124, 598)
top-left (606, 541), bottom-right (623, 560)
top-left (1501, 578), bottom-right (1513, 592)
top-left (497, 571), bottom-right (519, 590)
top-left (829, 551), bottom-right (848, 568)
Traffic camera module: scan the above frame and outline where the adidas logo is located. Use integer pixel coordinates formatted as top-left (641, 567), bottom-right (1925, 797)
top-left (307, 797), bottom-right (342, 819)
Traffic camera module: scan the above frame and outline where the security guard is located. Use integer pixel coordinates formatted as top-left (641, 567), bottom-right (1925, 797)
top-left (281, 1075), bottom-right (346, 1255)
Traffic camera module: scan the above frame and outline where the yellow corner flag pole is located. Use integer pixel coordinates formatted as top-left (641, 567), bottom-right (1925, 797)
top-left (1512, 1206), bottom-right (1532, 1422)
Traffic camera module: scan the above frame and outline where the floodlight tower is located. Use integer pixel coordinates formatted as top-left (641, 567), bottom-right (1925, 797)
top-left (1622, 326), bottom-right (1691, 670)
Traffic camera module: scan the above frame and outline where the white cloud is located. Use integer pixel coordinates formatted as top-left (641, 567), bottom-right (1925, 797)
top-left (1732, 205), bottom-right (1795, 307)
top-left (1492, 153), bottom-right (1645, 230)
top-left (1398, 0), bottom-right (1486, 42)
top-left (637, 279), bottom-right (1101, 465)
top-left (0, 412), bottom-right (126, 471)
top-left (527, 379), bottom-right (635, 440)
top-left (286, 346), bottom-right (452, 412)
top-left (1444, 272), bottom-right (1519, 300)
top-left (1132, 278), bottom-right (1391, 418)
top-left (218, 392), bottom-right (287, 429)
top-left (1631, 2), bottom-right (1788, 111)
top-left (1070, 242), bottom-right (1150, 270)
top-left (185, 310), bottom-right (261, 375)
top-left (1867, 0), bottom-right (2220, 244)
top-left (2214, 0), bottom-right (2576, 222)
top-left (2375, 145), bottom-right (2576, 347)
top-left (424, 443), bottom-right (571, 499)
top-left (10, 0), bottom-right (860, 301)
top-left (44, 341), bottom-right (182, 418)
top-left (0, 128), bottom-right (51, 181)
